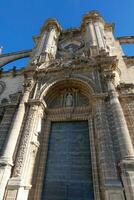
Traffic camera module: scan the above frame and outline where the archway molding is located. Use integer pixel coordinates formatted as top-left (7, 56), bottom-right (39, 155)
top-left (39, 77), bottom-right (95, 105)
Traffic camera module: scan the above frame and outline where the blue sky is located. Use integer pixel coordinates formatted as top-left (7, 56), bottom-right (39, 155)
top-left (0, 0), bottom-right (134, 69)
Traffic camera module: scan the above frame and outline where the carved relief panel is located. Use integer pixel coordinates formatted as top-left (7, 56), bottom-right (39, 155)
top-left (47, 88), bottom-right (89, 108)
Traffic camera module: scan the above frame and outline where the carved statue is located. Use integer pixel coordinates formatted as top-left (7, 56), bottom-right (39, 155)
top-left (65, 93), bottom-right (73, 107)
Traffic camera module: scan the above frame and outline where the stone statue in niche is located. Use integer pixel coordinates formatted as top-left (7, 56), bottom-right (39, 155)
top-left (65, 93), bottom-right (73, 107)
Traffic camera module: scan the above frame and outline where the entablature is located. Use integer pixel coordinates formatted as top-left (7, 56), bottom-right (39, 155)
top-left (36, 54), bottom-right (118, 74)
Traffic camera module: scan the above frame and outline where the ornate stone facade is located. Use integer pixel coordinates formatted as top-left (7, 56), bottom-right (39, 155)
top-left (0, 11), bottom-right (134, 200)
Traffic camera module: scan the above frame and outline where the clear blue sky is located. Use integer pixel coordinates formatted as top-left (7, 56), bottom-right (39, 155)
top-left (0, 0), bottom-right (134, 69)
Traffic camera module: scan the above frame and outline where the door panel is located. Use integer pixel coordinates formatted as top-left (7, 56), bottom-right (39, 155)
top-left (41, 121), bottom-right (94, 200)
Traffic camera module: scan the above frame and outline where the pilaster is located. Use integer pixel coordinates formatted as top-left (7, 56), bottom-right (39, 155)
top-left (86, 20), bottom-right (97, 47)
top-left (94, 21), bottom-right (105, 50)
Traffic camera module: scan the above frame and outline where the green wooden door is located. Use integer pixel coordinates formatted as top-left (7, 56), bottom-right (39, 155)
top-left (41, 121), bottom-right (94, 200)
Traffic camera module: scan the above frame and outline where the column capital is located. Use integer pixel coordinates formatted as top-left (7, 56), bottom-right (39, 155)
top-left (28, 99), bottom-right (46, 112)
top-left (23, 78), bottom-right (34, 92)
top-left (102, 70), bottom-right (115, 82)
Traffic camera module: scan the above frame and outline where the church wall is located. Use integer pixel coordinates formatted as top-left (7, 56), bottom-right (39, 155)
top-left (0, 74), bottom-right (24, 103)
top-left (0, 72), bottom-right (24, 158)
top-left (121, 98), bottom-right (134, 145)
top-left (104, 30), bottom-right (134, 84)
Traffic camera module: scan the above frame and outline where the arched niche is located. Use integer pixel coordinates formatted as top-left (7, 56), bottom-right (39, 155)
top-left (41, 78), bottom-right (93, 109)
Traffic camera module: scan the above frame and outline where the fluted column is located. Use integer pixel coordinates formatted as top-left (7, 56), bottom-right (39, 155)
top-left (94, 97), bottom-right (125, 199)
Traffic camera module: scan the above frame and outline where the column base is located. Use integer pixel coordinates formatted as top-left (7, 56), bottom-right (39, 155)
top-left (102, 180), bottom-right (125, 200)
top-left (0, 164), bottom-right (12, 200)
top-left (0, 156), bottom-right (13, 166)
top-left (123, 155), bottom-right (134, 160)
top-left (119, 159), bottom-right (134, 200)
top-left (4, 177), bottom-right (32, 200)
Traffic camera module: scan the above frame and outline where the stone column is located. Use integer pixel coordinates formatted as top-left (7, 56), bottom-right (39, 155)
top-left (4, 101), bottom-right (45, 200)
top-left (86, 20), bottom-right (97, 46)
top-left (94, 97), bottom-right (125, 200)
top-left (84, 20), bottom-right (98, 56)
top-left (94, 22), bottom-right (105, 50)
top-left (104, 72), bottom-right (134, 200)
top-left (0, 78), bottom-right (34, 200)
top-left (1, 78), bottom-right (34, 165)
top-left (0, 106), bottom-right (17, 200)
top-left (106, 74), bottom-right (134, 159)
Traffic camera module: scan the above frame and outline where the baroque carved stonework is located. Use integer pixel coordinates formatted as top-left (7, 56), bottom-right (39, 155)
top-left (13, 104), bottom-right (38, 177)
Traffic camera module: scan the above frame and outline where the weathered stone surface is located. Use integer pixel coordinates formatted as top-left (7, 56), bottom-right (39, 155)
top-left (0, 10), bottom-right (133, 200)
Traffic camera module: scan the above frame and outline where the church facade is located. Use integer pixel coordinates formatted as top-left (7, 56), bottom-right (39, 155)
top-left (0, 11), bottom-right (134, 200)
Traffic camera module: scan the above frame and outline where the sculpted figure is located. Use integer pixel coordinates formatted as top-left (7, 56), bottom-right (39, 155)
top-left (65, 93), bottom-right (73, 107)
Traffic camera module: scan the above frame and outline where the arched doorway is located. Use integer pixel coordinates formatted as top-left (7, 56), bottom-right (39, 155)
top-left (30, 79), bottom-right (100, 200)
